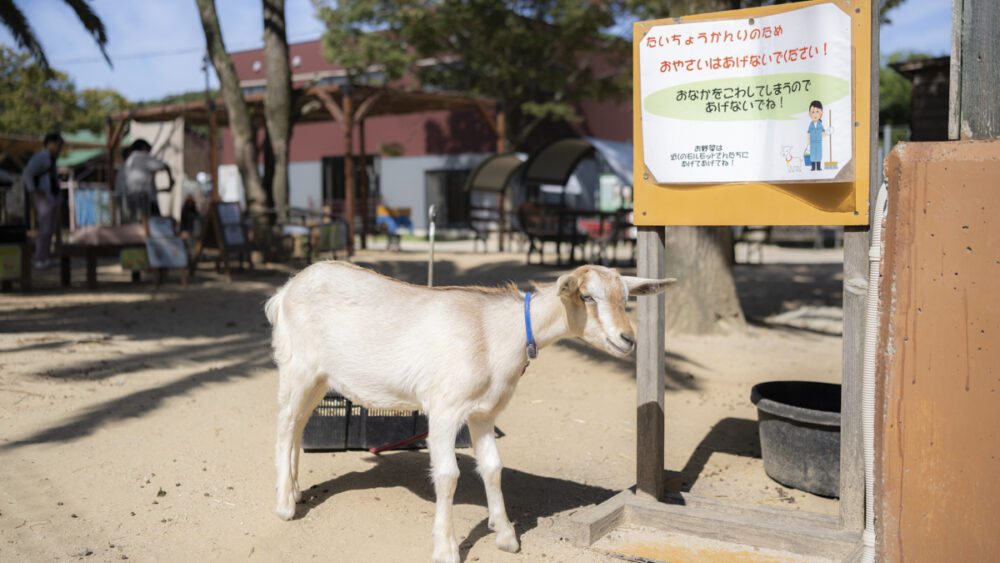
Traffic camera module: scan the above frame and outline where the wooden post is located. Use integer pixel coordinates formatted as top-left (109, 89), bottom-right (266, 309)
top-left (636, 225), bottom-right (666, 500)
top-left (208, 101), bottom-right (220, 201)
top-left (839, 0), bottom-right (879, 533)
top-left (104, 115), bottom-right (128, 223)
top-left (497, 106), bottom-right (506, 252)
top-left (359, 117), bottom-right (368, 250)
top-left (342, 90), bottom-right (355, 255)
top-left (949, 0), bottom-right (1000, 140)
top-left (105, 116), bottom-right (116, 222)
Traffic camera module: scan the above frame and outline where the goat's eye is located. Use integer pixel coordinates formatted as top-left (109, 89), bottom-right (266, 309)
top-left (581, 295), bottom-right (595, 304)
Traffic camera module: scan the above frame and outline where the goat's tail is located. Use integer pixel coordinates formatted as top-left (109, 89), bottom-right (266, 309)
top-left (264, 283), bottom-right (289, 326)
top-left (265, 283), bottom-right (294, 367)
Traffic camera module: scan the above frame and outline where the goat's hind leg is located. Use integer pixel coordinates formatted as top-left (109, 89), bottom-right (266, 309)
top-left (275, 370), bottom-right (324, 520)
top-left (468, 414), bottom-right (518, 553)
top-left (291, 384), bottom-right (327, 501)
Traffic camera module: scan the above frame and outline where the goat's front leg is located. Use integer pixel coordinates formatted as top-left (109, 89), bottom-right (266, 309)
top-left (427, 410), bottom-right (465, 563)
top-left (468, 414), bottom-right (518, 553)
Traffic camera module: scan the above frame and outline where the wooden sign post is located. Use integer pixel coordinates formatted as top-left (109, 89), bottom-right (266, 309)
top-left (190, 201), bottom-right (252, 279)
top-left (631, 0), bottom-right (873, 532)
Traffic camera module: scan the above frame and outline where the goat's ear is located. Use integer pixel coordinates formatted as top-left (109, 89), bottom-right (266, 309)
top-left (557, 273), bottom-right (580, 298)
top-left (622, 276), bottom-right (676, 296)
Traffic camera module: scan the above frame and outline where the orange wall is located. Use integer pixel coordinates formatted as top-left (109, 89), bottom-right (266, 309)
top-left (877, 140), bottom-right (1000, 561)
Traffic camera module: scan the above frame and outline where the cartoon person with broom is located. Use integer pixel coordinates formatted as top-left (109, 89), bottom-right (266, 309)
top-left (806, 100), bottom-right (834, 171)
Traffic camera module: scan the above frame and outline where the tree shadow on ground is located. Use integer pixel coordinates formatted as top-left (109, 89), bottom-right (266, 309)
top-left (733, 262), bottom-right (843, 322)
top-left (678, 417), bottom-right (761, 492)
top-left (1, 286), bottom-right (277, 345)
top-left (296, 450), bottom-right (616, 558)
top-left (0, 338), bottom-right (272, 450)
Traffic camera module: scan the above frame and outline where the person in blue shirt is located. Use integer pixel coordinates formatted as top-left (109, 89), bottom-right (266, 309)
top-left (22, 133), bottom-right (64, 269)
top-left (807, 100), bottom-right (828, 171)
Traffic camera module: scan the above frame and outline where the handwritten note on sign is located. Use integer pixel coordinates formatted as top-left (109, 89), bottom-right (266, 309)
top-left (639, 2), bottom-right (853, 183)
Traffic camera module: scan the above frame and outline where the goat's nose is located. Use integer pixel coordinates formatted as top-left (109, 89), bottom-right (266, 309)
top-left (620, 333), bottom-right (635, 348)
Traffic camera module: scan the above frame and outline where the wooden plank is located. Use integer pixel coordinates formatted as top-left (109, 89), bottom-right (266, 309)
top-left (342, 92), bottom-right (355, 256)
top-left (565, 490), bottom-right (631, 547)
top-left (839, 0), bottom-right (879, 534)
top-left (625, 493), bottom-right (859, 561)
top-left (636, 226), bottom-right (665, 500)
top-left (313, 88), bottom-right (346, 124)
top-left (566, 489), bottom-right (861, 559)
top-left (840, 226), bottom-right (866, 533)
top-left (947, 0), bottom-right (964, 140)
top-left (951, 0), bottom-right (1000, 139)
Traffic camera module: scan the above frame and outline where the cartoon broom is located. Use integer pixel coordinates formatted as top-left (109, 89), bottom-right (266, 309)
top-left (825, 109), bottom-right (838, 170)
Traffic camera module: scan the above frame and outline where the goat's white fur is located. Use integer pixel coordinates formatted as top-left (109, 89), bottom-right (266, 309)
top-left (266, 261), bottom-right (674, 563)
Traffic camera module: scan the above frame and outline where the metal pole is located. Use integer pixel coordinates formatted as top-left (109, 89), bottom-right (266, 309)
top-left (427, 204), bottom-right (437, 287)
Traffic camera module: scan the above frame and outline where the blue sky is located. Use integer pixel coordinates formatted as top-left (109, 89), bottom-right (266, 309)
top-left (0, 0), bottom-right (953, 102)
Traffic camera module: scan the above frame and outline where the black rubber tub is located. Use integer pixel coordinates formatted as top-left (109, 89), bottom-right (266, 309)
top-left (750, 381), bottom-right (841, 498)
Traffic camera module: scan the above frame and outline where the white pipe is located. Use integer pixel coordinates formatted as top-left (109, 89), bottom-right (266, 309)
top-left (427, 204), bottom-right (437, 287)
top-left (861, 182), bottom-right (889, 563)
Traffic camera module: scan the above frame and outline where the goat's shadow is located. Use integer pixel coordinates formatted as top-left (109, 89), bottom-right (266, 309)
top-left (295, 450), bottom-right (615, 557)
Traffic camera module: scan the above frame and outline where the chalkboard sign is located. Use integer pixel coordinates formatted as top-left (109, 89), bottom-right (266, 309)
top-left (190, 201), bottom-right (251, 278)
top-left (216, 202), bottom-right (246, 246)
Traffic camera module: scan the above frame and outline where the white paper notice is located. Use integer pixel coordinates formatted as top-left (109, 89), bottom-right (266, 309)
top-left (639, 3), bottom-right (853, 183)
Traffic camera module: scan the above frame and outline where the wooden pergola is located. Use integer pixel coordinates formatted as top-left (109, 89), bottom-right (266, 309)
top-left (109, 84), bottom-right (504, 252)
top-left (0, 134), bottom-right (106, 170)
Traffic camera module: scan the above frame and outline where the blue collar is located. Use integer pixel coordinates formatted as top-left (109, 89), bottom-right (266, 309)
top-left (524, 292), bottom-right (538, 359)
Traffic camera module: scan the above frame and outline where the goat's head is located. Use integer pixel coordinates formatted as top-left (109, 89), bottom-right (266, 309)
top-left (556, 265), bottom-right (675, 357)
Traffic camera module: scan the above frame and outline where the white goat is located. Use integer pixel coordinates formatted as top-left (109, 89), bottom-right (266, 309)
top-left (264, 261), bottom-right (674, 563)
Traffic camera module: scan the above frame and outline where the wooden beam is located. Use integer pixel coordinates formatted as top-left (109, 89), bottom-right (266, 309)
top-left (208, 103), bottom-right (219, 201)
top-left (353, 90), bottom-right (385, 123)
top-left (314, 88), bottom-right (346, 125)
top-left (949, 0), bottom-right (1000, 139)
top-left (636, 225), bottom-right (666, 500)
top-left (839, 0), bottom-right (879, 534)
top-left (105, 116), bottom-right (128, 222)
top-left (105, 117), bottom-right (115, 219)
top-left (342, 91), bottom-right (355, 256)
top-left (359, 117), bottom-right (368, 250)
top-left (496, 107), bottom-right (506, 154)
top-left (473, 103), bottom-right (501, 142)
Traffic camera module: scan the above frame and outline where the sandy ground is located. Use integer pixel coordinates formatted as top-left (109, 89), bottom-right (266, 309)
top-left (0, 240), bottom-right (844, 562)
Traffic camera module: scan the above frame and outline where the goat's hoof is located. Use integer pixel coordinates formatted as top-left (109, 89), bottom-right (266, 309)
top-left (496, 532), bottom-right (519, 553)
top-left (275, 498), bottom-right (296, 520)
top-left (431, 550), bottom-right (459, 563)
top-left (432, 539), bottom-right (459, 563)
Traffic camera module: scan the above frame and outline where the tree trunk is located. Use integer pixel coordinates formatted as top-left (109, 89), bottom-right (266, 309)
top-left (263, 0), bottom-right (292, 224)
top-left (195, 0), bottom-right (266, 216)
top-left (662, 226), bottom-right (745, 334)
top-left (657, 3), bottom-right (744, 335)
top-left (261, 126), bottom-right (275, 210)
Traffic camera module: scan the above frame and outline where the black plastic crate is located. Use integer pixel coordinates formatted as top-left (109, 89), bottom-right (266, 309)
top-left (302, 392), bottom-right (471, 451)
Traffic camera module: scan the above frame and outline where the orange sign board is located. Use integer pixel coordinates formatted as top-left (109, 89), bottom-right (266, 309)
top-left (633, 0), bottom-right (871, 226)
